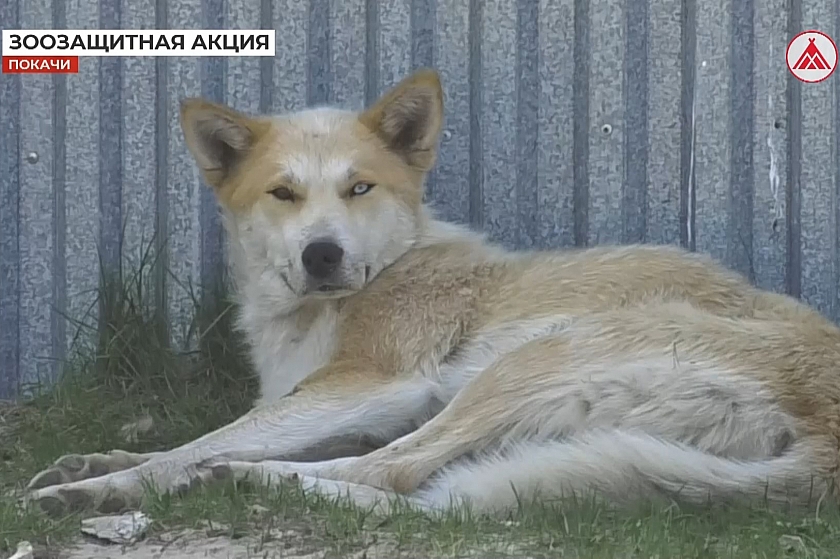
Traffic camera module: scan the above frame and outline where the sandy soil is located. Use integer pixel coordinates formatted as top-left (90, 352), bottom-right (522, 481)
top-left (58, 528), bottom-right (398, 559)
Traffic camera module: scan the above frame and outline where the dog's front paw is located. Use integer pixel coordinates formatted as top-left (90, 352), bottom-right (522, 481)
top-left (25, 456), bottom-right (214, 518)
top-left (26, 479), bottom-right (139, 518)
top-left (26, 450), bottom-right (156, 490)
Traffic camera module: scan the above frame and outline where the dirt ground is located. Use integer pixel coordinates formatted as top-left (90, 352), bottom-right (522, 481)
top-left (52, 527), bottom-right (527, 559)
top-left (59, 530), bottom-right (386, 559)
top-left (18, 521), bottom-right (408, 559)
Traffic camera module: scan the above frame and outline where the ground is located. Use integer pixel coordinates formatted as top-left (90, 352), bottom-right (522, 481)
top-left (3, 253), bottom-right (840, 558)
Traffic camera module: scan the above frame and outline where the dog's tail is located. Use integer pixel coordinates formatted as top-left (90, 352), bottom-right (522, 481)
top-left (416, 430), bottom-right (825, 513)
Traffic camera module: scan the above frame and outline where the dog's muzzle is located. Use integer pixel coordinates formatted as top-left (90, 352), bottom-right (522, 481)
top-left (300, 239), bottom-right (359, 294)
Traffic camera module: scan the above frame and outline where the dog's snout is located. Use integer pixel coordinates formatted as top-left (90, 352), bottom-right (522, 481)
top-left (302, 240), bottom-right (345, 279)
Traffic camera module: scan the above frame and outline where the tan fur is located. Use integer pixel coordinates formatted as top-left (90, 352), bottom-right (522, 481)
top-left (24, 69), bottom-right (840, 517)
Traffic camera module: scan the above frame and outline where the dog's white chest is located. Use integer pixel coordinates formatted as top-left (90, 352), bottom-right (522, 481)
top-left (247, 306), bottom-right (340, 405)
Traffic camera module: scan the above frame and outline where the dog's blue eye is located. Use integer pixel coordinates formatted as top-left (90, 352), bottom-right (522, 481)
top-left (351, 183), bottom-right (374, 196)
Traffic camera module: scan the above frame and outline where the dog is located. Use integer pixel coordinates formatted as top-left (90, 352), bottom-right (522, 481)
top-left (24, 69), bottom-right (840, 518)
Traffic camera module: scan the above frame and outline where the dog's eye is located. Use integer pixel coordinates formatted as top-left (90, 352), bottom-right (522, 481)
top-left (270, 186), bottom-right (295, 201)
top-left (350, 182), bottom-right (375, 197)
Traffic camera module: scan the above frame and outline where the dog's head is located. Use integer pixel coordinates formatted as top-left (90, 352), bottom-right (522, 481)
top-left (180, 70), bottom-right (443, 304)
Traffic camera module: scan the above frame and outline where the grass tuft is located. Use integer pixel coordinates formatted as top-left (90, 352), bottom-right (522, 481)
top-left (1, 240), bottom-right (257, 552)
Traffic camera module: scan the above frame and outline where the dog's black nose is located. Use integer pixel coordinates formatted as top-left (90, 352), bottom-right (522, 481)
top-left (301, 240), bottom-right (344, 279)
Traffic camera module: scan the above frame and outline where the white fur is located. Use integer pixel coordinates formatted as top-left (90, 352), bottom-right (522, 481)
top-left (225, 210), bottom-right (340, 402)
top-left (232, 212), bottom-right (488, 404)
top-left (245, 303), bottom-right (339, 405)
top-left (225, 348), bottom-right (807, 514)
top-left (416, 431), bottom-right (818, 512)
top-left (170, 375), bottom-right (441, 464)
top-left (213, 432), bottom-right (816, 516)
top-left (429, 315), bottom-right (577, 403)
top-left (484, 354), bottom-right (798, 459)
top-left (419, 355), bottom-right (806, 513)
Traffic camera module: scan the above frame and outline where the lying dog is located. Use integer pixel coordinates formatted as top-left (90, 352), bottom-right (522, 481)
top-left (25, 69), bottom-right (840, 517)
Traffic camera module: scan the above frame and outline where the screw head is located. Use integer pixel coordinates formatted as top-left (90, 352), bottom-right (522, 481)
top-left (26, 152), bottom-right (39, 164)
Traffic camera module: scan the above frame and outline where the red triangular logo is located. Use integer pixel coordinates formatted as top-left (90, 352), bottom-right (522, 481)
top-left (793, 37), bottom-right (832, 70)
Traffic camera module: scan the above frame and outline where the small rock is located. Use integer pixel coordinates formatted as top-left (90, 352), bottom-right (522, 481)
top-left (6, 541), bottom-right (33, 559)
top-left (80, 511), bottom-right (150, 545)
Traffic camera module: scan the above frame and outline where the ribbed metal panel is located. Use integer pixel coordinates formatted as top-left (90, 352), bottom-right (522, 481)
top-left (1, 0), bottom-right (838, 399)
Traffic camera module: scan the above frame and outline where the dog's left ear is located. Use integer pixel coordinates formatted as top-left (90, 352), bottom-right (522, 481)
top-left (359, 69), bottom-right (444, 172)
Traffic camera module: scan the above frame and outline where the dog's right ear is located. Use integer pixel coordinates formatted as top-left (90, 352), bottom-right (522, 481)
top-left (180, 99), bottom-right (266, 188)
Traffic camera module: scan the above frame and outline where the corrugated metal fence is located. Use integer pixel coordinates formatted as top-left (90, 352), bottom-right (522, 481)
top-left (0, 0), bottom-right (838, 400)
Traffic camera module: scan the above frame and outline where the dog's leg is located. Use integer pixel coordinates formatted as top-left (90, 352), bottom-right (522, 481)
top-left (229, 322), bottom-right (803, 498)
top-left (221, 337), bottom-right (584, 494)
top-left (205, 462), bottom-right (435, 515)
top-left (25, 368), bottom-right (436, 517)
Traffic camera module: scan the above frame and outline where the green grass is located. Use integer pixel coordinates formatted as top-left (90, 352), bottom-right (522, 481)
top-left (3, 249), bottom-right (840, 558)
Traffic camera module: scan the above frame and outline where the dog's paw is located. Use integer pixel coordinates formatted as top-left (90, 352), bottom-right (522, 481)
top-left (26, 450), bottom-right (156, 490)
top-left (26, 481), bottom-right (135, 518)
top-left (25, 456), bottom-right (213, 518)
